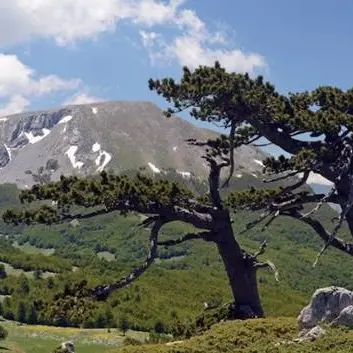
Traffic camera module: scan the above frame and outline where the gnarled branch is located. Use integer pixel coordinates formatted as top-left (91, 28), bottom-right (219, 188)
top-left (283, 210), bottom-right (353, 260)
top-left (247, 114), bottom-right (323, 156)
top-left (91, 218), bottom-right (165, 300)
top-left (222, 119), bottom-right (236, 188)
top-left (158, 231), bottom-right (213, 247)
top-left (254, 260), bottom-right (279, 282)
top-left (252, 240), bottom-right (268, 259)
top-left (263, 170), bottom-right (302, 183)
top-left (208, 159), bottom-right (228, 209)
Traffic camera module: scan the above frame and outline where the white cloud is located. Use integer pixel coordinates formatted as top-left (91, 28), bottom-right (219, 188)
top-left (0, 54), bottom-right (80, 98)
top-left (0, 0), bottom-right (186, 47)
top-left (35, 75), bottom-right (80, 95)
top-left (139, 30), bottom-right (169, 64)
top-left (0, 1), bottom-right (265, 74)
top-left (0, 0), bottom-right (266, 114)
top-left (172, 36), bottom-right (266, 73)
top-left (0, 95), bottom-right (29, 116)
top-left (138, 7), bottom-right (266, 74)
top-left (63, 93), bottom-right (104, 106)
top-left (0, 54), bottom-right (80, 116)
top-left (133, 0), bottom-right (185, 26)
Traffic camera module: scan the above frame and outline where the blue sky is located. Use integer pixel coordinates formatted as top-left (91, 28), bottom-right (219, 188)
top-left (1, 0), bottom-right (352, 140)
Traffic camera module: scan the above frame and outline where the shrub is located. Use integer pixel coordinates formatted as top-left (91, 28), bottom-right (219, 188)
top-left (0, 325), bottom-right (8, 340)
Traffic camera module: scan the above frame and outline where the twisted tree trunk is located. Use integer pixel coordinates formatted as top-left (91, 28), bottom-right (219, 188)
top-left (214, 211), bottom-right (264, 318)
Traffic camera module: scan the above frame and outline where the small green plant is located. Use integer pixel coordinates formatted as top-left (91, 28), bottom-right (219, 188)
top-left (123, 336), bottom-right (142, 346)
top-left (119, 317), bottom-right (129, 336)
top-left (0, 325), bottom-right (8, 340)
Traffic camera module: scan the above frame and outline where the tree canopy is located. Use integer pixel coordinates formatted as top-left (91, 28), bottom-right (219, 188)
top-left (149, 62), bottom-right (353, 263)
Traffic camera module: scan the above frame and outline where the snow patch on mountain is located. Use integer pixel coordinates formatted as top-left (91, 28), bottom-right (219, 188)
top-left (91, 142), bottom-right (112, 172)
top-left (236, 174), bottom-right (242, 178)
top-left (24, 128), bottom-right (51, 144)
top-left (65, 146), bottom-right (84, 169)
top-left (92, 142), bottom-right (101, 153)
top-left (92, 107), bottom-right (98, 115)
top-left (0, 118), bottom-right (8, 122)
top-left (4, 144), bottom-right (11, 161)
top-left (177, 171), bottom-right (191, 178)
top-left (148, 162), bottom-right (161, 173)
top-left (173, 146), bottom-right (178, 151)
top-left (254, 159), bottom-right (264, 167)
top-left (58, 115), bottom-right (73, 124)
top-left (95, 151), bottom-right (112, 172)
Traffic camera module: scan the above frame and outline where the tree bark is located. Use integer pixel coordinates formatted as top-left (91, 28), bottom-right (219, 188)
top-left (214, 211), bottom-right (264, 318)
top-left (345, 210), bottom-right (353, 237)
top-left (337, 177), bottom-right (353, 235)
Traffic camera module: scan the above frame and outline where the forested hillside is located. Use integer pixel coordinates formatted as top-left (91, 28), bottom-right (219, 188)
top-left (0, 174), bottom-right (349, 335)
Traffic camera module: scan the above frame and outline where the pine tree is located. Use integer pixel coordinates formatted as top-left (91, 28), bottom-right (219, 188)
top-left (0, 325), bottom-right (7, 341)
top-left (119, 317), bottom-right (129, 336)
top-left (0, 264), bottom-right (7, 279)
top-left (7, 62), bottom-right (353, 319)
top-left (18, 277), bottom-right (30, 295)
top-left (17, 302), bottom-right (27, 323)
top-left (26, 305), bottom-right (38, 324)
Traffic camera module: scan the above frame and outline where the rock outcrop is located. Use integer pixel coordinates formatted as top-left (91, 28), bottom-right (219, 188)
top-left (298, 286), bottom-right (353, 329)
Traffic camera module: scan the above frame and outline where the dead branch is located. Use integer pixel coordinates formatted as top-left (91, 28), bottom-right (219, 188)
top-left (252, 240), bottom-right (268, 259)
top-left (263, 170), bottom-right (302, 183)
top-left (254, 260), bottom-right (279, 282)
top-left (283, 210), bottom-right (353, 260)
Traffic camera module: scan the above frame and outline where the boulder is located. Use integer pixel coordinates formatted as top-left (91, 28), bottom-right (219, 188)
top-left (298, 286), bottom-right (353, 329)
top-left (53, 341), bottom-right (75, 353)
top-left (332, 305), bottom-right (353, 327)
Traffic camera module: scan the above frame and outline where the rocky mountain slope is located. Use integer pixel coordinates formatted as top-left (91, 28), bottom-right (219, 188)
top-left (0, 101), bottom-right (267, 188)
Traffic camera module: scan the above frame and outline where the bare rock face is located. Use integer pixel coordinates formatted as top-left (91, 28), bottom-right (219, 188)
top-left (332, 305), bottom-right (353, 327)
top-left (298, 286), bottom-right (353, 329)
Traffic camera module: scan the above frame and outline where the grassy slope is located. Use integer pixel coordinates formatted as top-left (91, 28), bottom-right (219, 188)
top-left (0, 321), bottom-right (147, 353)
top-left (1, 317), bottom-right (353, 353)
top-left (113, 317), bottom-right (353, 353)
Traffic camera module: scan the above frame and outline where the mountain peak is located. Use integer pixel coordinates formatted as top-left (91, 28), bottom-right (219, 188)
top-left (0, 101), bottom-right (266, 188)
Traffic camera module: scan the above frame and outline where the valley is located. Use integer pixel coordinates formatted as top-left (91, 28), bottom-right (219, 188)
top-left (0, 181), bottom-right (349, 331)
